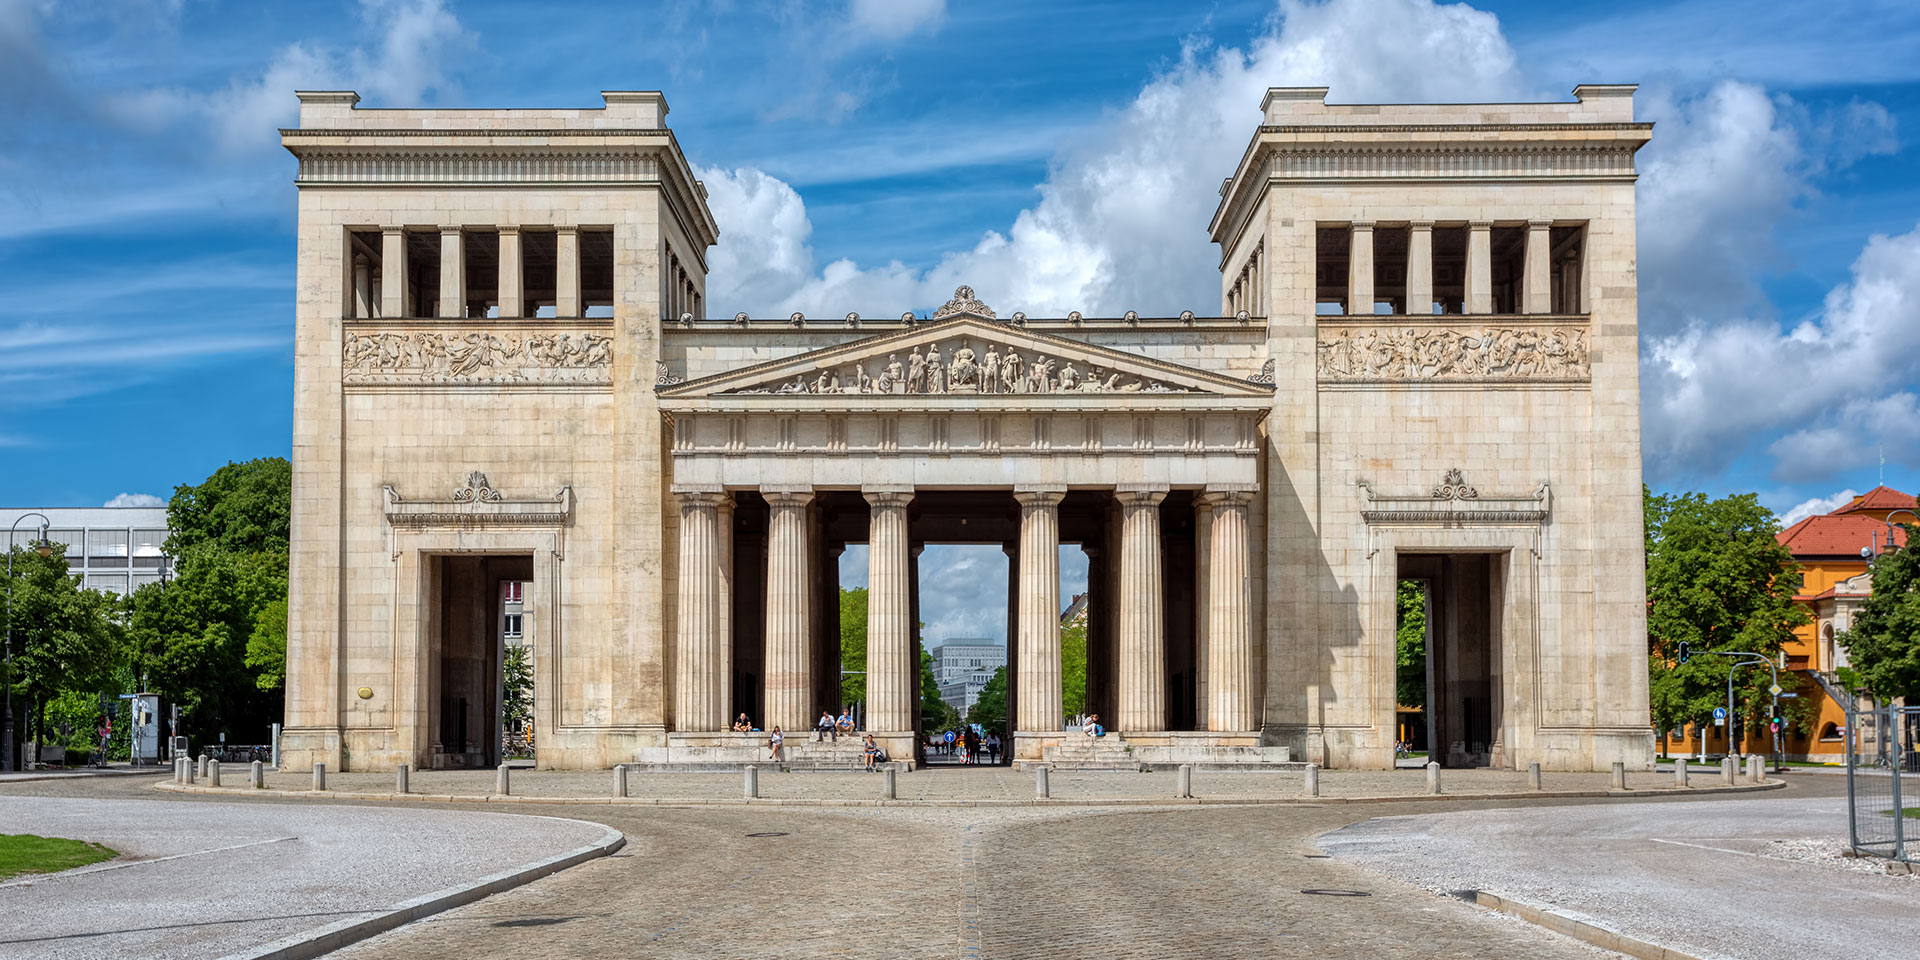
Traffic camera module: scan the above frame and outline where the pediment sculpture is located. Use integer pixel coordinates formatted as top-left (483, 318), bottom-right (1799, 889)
top-left (736, 336), bottom-right (1189, 396)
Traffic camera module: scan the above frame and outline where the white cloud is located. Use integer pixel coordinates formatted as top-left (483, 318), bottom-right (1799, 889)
top-left (1776, 488), bottom-right (1858, 527)
top-left (703, 0), bottom-right (1527, 317)
top-left (103, 492), bottom-right (166, 508)
top-left (847, 0), bottom-right (944, 41)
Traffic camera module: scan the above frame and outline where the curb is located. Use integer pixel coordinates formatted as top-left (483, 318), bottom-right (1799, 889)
top-left (156, 777), bottom-right (1786, 809)
top-left (0, 767), bottom-right (168, 784)
top-left (1464, 889), bottom-right (1701, 960)
top-left (213, 817), bottom-right (625, 960)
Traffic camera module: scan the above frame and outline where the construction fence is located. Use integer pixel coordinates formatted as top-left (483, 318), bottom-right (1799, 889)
top-left (1846, 705), bottom-right (1920, 863)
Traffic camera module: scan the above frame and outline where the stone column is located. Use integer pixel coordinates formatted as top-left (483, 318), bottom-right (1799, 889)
top-left (761, 486), bottom-right (814, 733)
top-left (352, 254), bottom-right (373, 319)
top-left (865, 488), bottom-right (914, 733)
top-left (496, 226), bottom-right (523, 318)
top-left (1406, 221), bottom-right (1433, 316)
top-left (1202, 488), bottom-right (1255, 731)
top-left (1347, 221), bottom-right (1375, 316)
top-left (674, 487), bottom-right (724, 731)
top-left (1082, 544), bottom-right (1105, 723)
top-left (715, 495), bottom-right (734, 723)
top-left (555, 226), bottom-right (581, 317)
top-left (1116, 484), bottom-right (1168, 731)
top-left (438, 226), bottom-right (465, 318)
top-left (380, 226), bottom-right (408, 317)
top-left (1014, 487), bottom-right (1066, 732)
top-left (1193, 496), bottom-right (1212, 726)
top-left (1523, 219), bottom-right (1553, 314)
top-left (1465, 221), bottom-right (1493, 314)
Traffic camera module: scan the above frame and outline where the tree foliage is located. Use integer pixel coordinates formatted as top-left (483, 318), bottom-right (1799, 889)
top-left (1839, 524), bottom-right (1920, 702)
top-left (919, 646), bottom-right (958, 732)
top-left (4, 544), bottom-right (125, 760)
top-left (838, 587), bottom-right (868, 705)
top-left (1395, 581), bottom-right (1427, 709)
top-left (502, 644), bottom-right (533, 733)
top-left (1061, 617), bottom-right (1087, 718)
top-left (968, 665), bottom-right (1008, 733)
top-left (1644, 488), bottom-right (1811, 742)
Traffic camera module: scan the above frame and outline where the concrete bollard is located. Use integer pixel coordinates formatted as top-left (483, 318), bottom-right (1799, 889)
top-left (395, 763), bottom-right (410, 794)
top-left (744, 765), bottom-right (759, 799)
top-left (208, 760), bottom-right (221, 787)
top-left (312, 762), bottom-right (327, 791)
top-left (614, 764), bottom-right (628, 799)
top-left (1304, 763), bottom-right (1320, 799)
top-left (1611, 760), bottom-right (1627, 791)
top-left (1721, 757), bottom-right (1736, 786)
top-left (173, 757), bottom-right (184, 783)
top-left (1177, 764), bottom-right (1193, 799)
top-left (1426, 761), bottom-right (1441, 795)
top-left (250, 760), bottom-right (265, 789)
top-left (497, 763), bottom-right (511, 796)
top-left (882, 766), bottom-right (896, 800)
top-left (1527, 762), bottom-right (1542, 791)
top-left (197, 754), bottom-right (209, 779)
top-left (1747, 755), bottom-right (1763, 784)
top-left (1035, 765), bottom-right (1050, 799)
top-left (183, 757), bottom-right (195, 784)
top-left (1675, 758), bottom-right (1688, 788)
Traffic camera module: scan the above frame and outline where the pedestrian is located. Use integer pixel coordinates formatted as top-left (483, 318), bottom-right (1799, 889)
top-left (987, 733), bottom-right (1000, 765)
top-left (1083, 713), bottom-right (1105, 738)
top-left (964, 727), bottom-right (980, 764)
top-left (862, 734), bottom-right (882, 771)
top-left (816, 710), bottom-right (837, 742)
top-left (769, 726), bottom-right (784, 761)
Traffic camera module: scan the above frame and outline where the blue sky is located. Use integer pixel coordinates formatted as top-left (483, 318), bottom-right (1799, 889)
top-left (4, 0), bottom-right (1919, 642)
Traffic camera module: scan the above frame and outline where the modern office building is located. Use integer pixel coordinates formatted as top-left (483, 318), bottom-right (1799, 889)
top-left (933, 640), bottom-right (1006, 716)
top-left (1, 507), bottom-right (173, 597)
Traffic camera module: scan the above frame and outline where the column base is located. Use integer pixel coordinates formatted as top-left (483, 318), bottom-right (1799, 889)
top-left (634, 731), bottom-right (918, 770)
top-left (1016, 730), bottom-right (1290, 767)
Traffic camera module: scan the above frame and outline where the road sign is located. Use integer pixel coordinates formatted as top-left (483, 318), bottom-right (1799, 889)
top-left (1777, 692), bottom-right (1798, 698)
top-left (1713, 707), bottom-right (1727, 720)
top-left (1768, 683), bottom-right (1782, 696)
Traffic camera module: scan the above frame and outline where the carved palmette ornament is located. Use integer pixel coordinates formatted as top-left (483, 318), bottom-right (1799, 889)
top-left (452, 471), bottom-right (503, 503)
top-left (342, 330), bottom-right (612, 384)
top-left (1431, 468), bottom-right (1479, 501)
top-left (1315, 326), bottom-right (1590, 382)
top-left (931, 285), bottom-right (996, 319)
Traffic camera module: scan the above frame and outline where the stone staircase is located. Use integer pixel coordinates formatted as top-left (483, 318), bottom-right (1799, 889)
top-left (1040, 733), bottom-right (1139, 769)
top-left (782, 736), bottom-right (871, 769)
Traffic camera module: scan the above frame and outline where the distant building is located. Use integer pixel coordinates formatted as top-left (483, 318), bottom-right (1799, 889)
top-left (932, 640), bottom-right (1005, 716)
top-left (1, 507), bottom-right (172, 597)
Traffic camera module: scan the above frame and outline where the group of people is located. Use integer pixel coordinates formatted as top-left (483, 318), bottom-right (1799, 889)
top-left (927, 727), bottom-right (1001, 765)
top-left (813, 708), bottom-right (858, 741)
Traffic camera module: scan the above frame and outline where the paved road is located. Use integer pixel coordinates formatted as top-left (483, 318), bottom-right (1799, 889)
top-left (1319, 778), bottom-right (1909, 960)
top-left (0, 793), bottom-right (615, 960)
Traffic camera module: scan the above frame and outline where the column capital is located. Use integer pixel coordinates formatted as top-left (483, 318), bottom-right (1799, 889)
top-left (353, 252), bottom-right (369, 266)
top-left (554, 224), bottom-right (580, 236)
top-left (1467, 220), bottom-right (1494, 230)
top-left (438, 224), bottom-right (464, 236)
top-left (862, 486), bottom-right (915, 508)
top-left (381, 225), bottom-right (405, 236)
top-left (827, 542), bottom-right (846, 559)
top-left (1199, 488), bottom-right (1256, 508)
top-left (1349, 220), bottom-right (1375, 232)
top-left (1114, 483), bottom-right (1169, 507)
top-left (671, 484), bottom-right (725, 507)
top-left (1526, 218), bottom-right (1554, 229)
top-left (1407, 219), bottom-right (1434, 231)
top-left (496, 225), bottom-right (521, 236)
top-left (759, 483), bottom-right (814, 507)
top-left (1013, 485), bottom-right (1067, 506)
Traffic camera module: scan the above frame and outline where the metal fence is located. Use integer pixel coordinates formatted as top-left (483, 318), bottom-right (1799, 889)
top-left (1846, 705), bottom-right (1920, 862)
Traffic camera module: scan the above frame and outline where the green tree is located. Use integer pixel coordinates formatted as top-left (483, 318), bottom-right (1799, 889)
top-left (502, 645), bottom-right (533, 734)
top-left (4, 544), bottom-right (125, 763)
top-left (165, 458), bottom-right (292, 557)
top-left (968, 665), bottom-right (1008, 733)
top-left (1395, 580), bottom-right (1427, 709)
top-left (838, 587), bottom-right (868, 705)
top-left (1838, 523), bottom-right (1920, 702)
top-left (1644, 488), bottom-right (1810, 750)
top-left (245, 599), bottom-right (288, 693)
top-left (1061, 618), bottom-right (1087, 718)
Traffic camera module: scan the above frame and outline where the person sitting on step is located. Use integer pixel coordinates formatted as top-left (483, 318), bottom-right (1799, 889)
top-left (863, 734), bottom-right (883, 771)
top-left (816, 710), bottom-right (837, 742)
top-left (837, 707), bottom-right (855, 735)
top-left (1083, 714), bottom-right (1106, 738)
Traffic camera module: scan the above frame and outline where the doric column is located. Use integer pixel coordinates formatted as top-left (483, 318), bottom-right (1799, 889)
top-left (673, 487), bottom-right (724, 731)
top-left (761, 485), bottom-right (814, 732)
top-left (1201, 487), bottom-right (1256, 731)
top-left (1082, 544), bottom-right (1105, 723)
top-left (715, 495), bottom-right (734, 723)
top-left (1014, 487), bottom-right (1066, 732)
top-left (1465, 220), bottom-right (1493, 314)
top-left (1347, 221), bottom-right (1375, 316)
top-left (1115, 484), bottom-right (1168, 731)
top-left (352, 254), bottom-right (373, 318)
top-left (555, 226), bottom-right (581, 317)
top-left (438, 226), bottom-right (465, 318)
top-left (864, 487), bottom-right (914, 733)
top-left (1406, 221), bottom-right (1434, 316)
top-left (496, 227), bottom-right (523, 318)
top-left (1193, 496), bottom-right (1213, 727)
top-left (1523, 218), bottom-right (1553, 314)
top-left (380, 226), bottom-right (408, 318)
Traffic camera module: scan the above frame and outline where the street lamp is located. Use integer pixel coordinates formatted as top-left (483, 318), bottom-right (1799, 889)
top-left (5, 512), bottom-right (55, 773)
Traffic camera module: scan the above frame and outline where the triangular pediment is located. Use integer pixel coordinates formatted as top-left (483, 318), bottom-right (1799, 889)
top-left (658, 317), bottom-right (1274, 401)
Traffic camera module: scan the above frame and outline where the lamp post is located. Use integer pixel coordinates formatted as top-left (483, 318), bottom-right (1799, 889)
top-left (5, 512), bottom-right (55, 773)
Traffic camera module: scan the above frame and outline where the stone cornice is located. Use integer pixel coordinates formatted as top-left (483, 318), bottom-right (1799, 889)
top-left (1359, 470), bottom-right (1552, 525)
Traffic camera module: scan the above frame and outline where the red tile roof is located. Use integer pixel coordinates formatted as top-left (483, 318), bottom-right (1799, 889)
top-left (1830, 485), bottom-right (1918, 516)
top-left (1777, 512), bottom-right (1908, 558)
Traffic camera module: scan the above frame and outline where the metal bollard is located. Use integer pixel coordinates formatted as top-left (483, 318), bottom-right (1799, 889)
top-left (1527, 762), bottom-right (1542, 791)
top-left (313, 762), bottom-right (327, 791)
top-left (1035, 765), bottom-right (1050, 799)
top-left (1675, 758), bottom-right (1688, 788)
top-left (197, 754), bottom-right (209, 780)
top-left (882, 766), bottom-right (896, 800)
top-left (396, 763), bottom-right (410, 794)
top-left (1611, 760), bottom-right (1627, 791)
top-left (1426, 761), bottom-right (1441, 795)
top-left (1177, 764), bottom-right (1192, 799)
top-left (1304, 763), bottom-right (1320, 799)
top-left (250, 760), bottom-right (265, 789)
top-left (744, 765), bottom-right (759, 799)
top-left (208, 760), bottom-right (221, 787)
top-left (614, 764), bottom-right (629, 799)
top-left (1721, 757), bottom-right (1736, 786)
top-left (497, 763), bottom-right (511, 796)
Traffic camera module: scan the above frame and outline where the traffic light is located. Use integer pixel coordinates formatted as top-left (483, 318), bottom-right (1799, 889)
top-left (1677, 641), bottom-right (1690, 664)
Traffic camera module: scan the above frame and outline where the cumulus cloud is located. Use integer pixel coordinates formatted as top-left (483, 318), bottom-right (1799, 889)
top-left (703, 0), bottom-right (1527, 317)
top-left (103, 492), bottom-right (166, 508)
top-left (1777, 488), bottom-right (1859, 527)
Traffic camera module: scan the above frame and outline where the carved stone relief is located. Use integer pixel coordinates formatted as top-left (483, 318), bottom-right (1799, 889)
top-left (343, 330), bottom-right (611, 384)
top-left (1316, 325), bottom-right (1589, 382)
top-left (722, 336), bottom-right (1190, 396)
top-left (932, 285), bottom-right (996, 319)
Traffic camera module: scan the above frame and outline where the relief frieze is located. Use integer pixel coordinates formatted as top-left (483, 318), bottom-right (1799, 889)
top-left (343, 330), bottom-right (611, 385)
top-left (1316, 324), bottom-right (1589, 383)
top-left (723, 336), bottom-right (1190, 396)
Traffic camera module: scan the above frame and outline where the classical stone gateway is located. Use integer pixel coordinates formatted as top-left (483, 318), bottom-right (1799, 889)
top-left (280, 85), bottom-right (1654, 773)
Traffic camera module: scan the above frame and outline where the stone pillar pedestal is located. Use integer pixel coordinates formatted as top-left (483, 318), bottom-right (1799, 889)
top-left (1116, 484), bottom-right (1168, 732)
top-left (864, 487), bottom-right (914, 734)
top-left (761, 486), bottom-right (814, 733)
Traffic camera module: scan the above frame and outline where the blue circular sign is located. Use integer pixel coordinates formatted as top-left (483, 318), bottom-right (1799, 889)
top-left (945, 731), bottom-right (955, 743)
